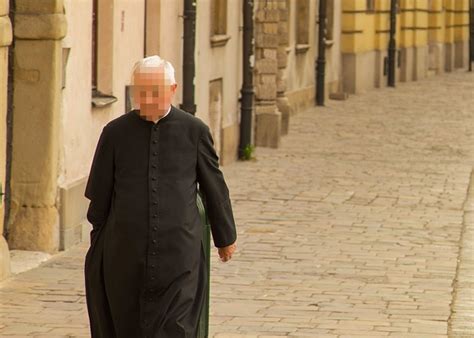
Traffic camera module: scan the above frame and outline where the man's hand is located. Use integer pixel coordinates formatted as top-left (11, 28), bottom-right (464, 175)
top-left (217, 242), bottom-right (236, 262)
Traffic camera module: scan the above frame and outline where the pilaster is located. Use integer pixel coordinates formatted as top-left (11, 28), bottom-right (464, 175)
top-left (8, 0), bottom-right (66, 253)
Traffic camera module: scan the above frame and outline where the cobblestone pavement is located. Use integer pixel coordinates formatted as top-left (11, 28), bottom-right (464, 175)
top-left (0, 70), bottom-right (473, 337)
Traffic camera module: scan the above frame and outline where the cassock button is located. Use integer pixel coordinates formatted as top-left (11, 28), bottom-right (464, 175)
top-left (153, 226), bottom-right (158, 231)
top-left (151, 264), bottom-right (155, 268)
top-left (153, 140), bottom-right (157, 144)
top-left (153, 214), bottom-right (158, 218)
top-left (152, 188), bottom-right (157, 192)
top-left (151, 177), bottom-right (157, 181)
top-left (152, 251), bottom-right (156, 255)
top-left (152, 152), bottom-right (157, 156)
top-left (152, 239), bottom-right (156, 243)
top-left (152, 164), bottom-right (157, 168)
top-left (153, 201), bottom-right (158, 205)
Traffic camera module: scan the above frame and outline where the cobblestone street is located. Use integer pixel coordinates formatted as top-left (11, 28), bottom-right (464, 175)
top-left (1, 71), bottom-right (473, 337)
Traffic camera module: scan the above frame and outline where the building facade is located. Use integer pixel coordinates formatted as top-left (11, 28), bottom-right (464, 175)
top-left (0, 0), bottom-right (471, 281)
top-left (341, 0), bottom-right (471, 93)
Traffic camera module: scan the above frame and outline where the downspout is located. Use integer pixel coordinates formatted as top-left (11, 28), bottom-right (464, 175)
top-left (388, 0), bottom-right (397, 86)
top-left (180, 0), bottom-right (197, 115)
top-left (238, 0), bottom-right (254, 159)
top-left (469, 0), bottom-right (473, 72)
top-left (144, 0), bottom-right (147, 56)
top-left (316, 0), bottom-right (327, 106)
top-left (3, 0), bottom-right (15, 240)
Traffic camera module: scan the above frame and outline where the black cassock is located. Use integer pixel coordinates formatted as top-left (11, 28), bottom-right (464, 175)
top-left (84, 105), bottom-right (237, 338)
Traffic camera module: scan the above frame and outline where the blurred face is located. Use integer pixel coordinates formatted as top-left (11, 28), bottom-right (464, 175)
top-left (132, 65), bottom-right (177, 121)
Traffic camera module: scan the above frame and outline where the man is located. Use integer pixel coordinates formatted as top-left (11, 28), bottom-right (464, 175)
top-left (84, 55), bottom-right (237, 338)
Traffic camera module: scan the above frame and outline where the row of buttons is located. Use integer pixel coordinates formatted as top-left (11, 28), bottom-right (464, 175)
top-left (141, 125), bottom-right (161, 330)
top-left (146, 124), bottom-right (160, 302)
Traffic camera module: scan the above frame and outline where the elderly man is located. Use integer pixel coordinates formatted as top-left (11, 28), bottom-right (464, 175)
top-left (84, 55), bottom-right (237, 338)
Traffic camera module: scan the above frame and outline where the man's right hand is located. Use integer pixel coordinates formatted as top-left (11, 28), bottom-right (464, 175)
top-left (217, 242), bottom-right (236, 262)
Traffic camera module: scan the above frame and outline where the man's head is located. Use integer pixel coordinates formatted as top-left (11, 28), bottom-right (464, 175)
top-left (131, 55), bottom-right (178, 120)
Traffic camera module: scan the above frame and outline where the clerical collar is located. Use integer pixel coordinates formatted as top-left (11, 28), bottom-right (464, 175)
top-left (133, 105), bottom-right (172, 124)
top-left (152, 105), bottom-right (171, 123)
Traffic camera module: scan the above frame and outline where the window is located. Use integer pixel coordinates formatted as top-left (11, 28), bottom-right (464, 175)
top-left (91, 0), bottom-right (117, 107)
top-left (210, 0), bottom-right (229, 47)
top-left (296, 0), bottom-right (309, 45)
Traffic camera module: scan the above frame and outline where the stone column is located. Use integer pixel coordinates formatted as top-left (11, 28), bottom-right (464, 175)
top-left (7, 0), bottom-right (66, 253)
top-left (276, 0), bottom-right (291, 136)
top-left (0, 0), bottom-right (12, 281)
top-left (254, 0), bottom-right (281, 148)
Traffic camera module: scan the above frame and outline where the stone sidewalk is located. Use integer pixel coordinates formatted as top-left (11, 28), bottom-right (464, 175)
top-left (1, 70), bottom-right (473, 337)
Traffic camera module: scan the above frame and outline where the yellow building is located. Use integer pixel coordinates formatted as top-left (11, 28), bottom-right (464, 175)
top-left (341, 0), bottom-right (471, 93)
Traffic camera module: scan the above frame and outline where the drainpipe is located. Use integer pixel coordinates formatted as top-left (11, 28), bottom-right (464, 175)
top-left (238, 0), bottom-right (254, 159)
top-left (180, 0), bottom-right (197, 115)
top-left (3, 0), bottom-right (15, 240)
top-left (470, 0), bottom-right (473, 72)
top-left (143, 1), bottom-right (147, 57)
top-left (388, 0), bottom-right (397, 86)
top-left (316, 0), bottom-right (327, 106)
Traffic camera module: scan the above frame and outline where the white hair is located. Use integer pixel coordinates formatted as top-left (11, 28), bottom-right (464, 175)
top-left (131, 55), bottom-right (177, 84)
